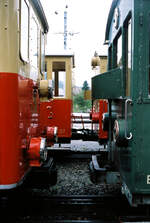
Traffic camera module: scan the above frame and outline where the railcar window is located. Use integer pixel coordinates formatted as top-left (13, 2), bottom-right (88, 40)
top-left (20, 0), bottom-right (29, 62)
top-left (117, 35), bottom-right (122, 67)
top-left (126, 19), bottom-right (131, 96)
top-left (30, 18), bottom-right (38, 68)
top-left (41, 32), bottom-right (45, 75)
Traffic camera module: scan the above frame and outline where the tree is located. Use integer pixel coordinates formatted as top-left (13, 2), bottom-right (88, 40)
top-left (82, 80), bottom-right (89, 91)
top-left (73, 88), bottom-right (91, 113)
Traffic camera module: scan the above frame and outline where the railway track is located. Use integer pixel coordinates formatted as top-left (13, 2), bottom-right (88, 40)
top-left (0, 150), bottom-right (149, 223)
top-left (1, 193), bottom-right (150, 222)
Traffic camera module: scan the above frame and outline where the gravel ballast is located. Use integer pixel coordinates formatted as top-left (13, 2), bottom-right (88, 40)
top-left (32, 140), bottom-right (120, 196)
top-left (48, 159), bottom-right (120, 195)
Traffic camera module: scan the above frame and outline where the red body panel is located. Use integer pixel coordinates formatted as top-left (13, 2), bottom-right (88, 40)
top-left (0, 73), bottom-right (20, 186)
top-left (40, 99), bottom-right (72, 139)
top-left (0, 73), bottom-right (41, 189)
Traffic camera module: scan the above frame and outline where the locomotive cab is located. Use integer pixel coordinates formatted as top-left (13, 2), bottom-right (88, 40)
top-left (92, 0), bottom-right (150, 206)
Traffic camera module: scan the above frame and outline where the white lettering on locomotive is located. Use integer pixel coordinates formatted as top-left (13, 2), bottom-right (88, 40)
top-left (147, 175), bottom-right (150, 184)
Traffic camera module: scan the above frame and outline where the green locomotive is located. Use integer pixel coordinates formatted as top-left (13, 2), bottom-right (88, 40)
top-left (92, 0), bottom-right (150, 206)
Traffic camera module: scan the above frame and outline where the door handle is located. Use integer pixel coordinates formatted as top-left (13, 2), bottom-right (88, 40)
top-left (125, 99), bottom-right (132, 140)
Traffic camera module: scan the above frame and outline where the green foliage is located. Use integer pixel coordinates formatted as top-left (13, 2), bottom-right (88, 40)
top-left (73, 90), bottom-right (91, 113)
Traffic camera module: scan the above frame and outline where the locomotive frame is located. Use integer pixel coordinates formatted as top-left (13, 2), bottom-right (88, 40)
top-left (92, 0), bottom-right (150, 206)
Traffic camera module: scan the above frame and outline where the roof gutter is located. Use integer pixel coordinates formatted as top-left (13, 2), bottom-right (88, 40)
top-left (104, 0), bottom-right (118, 44)
top-left (31, 0), bottom-right (49, 33)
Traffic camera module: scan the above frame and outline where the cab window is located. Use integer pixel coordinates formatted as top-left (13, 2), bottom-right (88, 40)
top-left (52, 62), bottom-right (66, 98)
top-left (108, 46), bottom-right (112, 70)
top-left (125, 18), bottom-right (132, 96)
top-left (112, 32), bottom-right (122, 68)
top-left (117, 34), bottom-right (122, 67)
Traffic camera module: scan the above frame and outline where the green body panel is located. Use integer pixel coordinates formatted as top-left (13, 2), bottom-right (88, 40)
top-left (124, 0), bottom-right (150, 195)
top-left (93, 0), bottom-right (150, 205)
top-left (118, 103), bottom-right (150, 191)
top-left (131, 104), bottom-right (150, 192)
top-left (92, 68), bottom-right (124, 99)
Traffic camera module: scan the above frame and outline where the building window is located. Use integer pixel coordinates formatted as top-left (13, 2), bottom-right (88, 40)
top-left (20, 0), bottom-right (29, 62)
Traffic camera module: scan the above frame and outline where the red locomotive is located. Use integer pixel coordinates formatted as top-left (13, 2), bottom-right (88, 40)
top-left (40, 54), bottom-right (75, 143)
